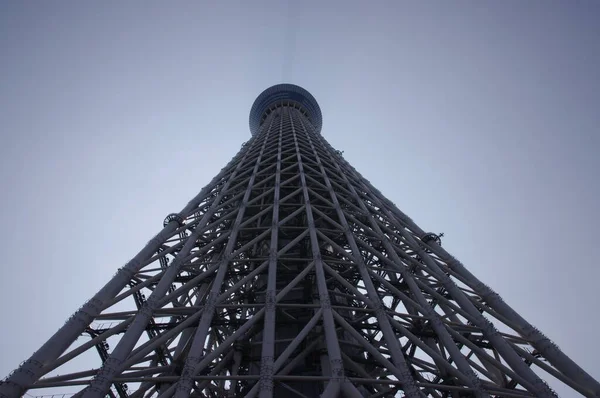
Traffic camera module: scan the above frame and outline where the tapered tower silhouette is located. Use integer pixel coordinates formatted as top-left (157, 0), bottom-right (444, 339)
top-left (1, 84), bottom-right (598, 398)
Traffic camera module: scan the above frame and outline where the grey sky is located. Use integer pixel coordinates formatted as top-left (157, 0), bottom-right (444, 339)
top-left (1, 1), bottom-right (599, 396)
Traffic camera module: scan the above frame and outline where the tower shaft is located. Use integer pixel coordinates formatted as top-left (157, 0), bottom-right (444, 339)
top-left (1, 84), bottom-right (598, 398)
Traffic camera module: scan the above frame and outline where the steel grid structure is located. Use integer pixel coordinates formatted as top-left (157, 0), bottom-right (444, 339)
top-left (1, 84), bottom-right (598, 398)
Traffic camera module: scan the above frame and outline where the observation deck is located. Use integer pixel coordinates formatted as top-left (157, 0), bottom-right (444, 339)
top-left (249, 83), bottom-right (322, 135)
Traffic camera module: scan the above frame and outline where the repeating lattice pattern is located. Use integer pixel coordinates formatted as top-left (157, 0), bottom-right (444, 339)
top-left (1, 96), bottom-right (599, 398)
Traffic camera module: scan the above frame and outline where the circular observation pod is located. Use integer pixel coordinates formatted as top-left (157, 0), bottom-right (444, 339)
top-left (249, 83), bottom-right (322, 136)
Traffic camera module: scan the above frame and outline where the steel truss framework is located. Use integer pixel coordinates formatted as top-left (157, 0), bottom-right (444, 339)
top-left (2, 85), bottom-right (599, 398)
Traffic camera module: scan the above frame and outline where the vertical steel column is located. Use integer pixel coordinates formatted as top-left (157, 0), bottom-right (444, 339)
top-left (170, 122), bottom-right (274, 398)
top-left (258, 109), bottom-right (283, 398)
top-left (296, 116), bottom-right (428, 397)
top-left (244, 307), bottom-right (322, 398)
top-left (310, 129), bottom-right (490, 397)
top-left (290, 107), bottom-right (343, 398)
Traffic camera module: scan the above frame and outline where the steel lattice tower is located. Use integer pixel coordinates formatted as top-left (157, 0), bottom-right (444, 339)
top-left (1, 84), bottom-right (598, 398)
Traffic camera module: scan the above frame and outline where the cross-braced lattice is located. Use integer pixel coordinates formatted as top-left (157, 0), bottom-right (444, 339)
top-left (2, 84), bottom-right (599, 398)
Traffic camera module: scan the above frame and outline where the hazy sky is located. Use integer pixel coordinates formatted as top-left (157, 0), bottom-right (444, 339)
top-left (1, 2), bottom-right (599, 396)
